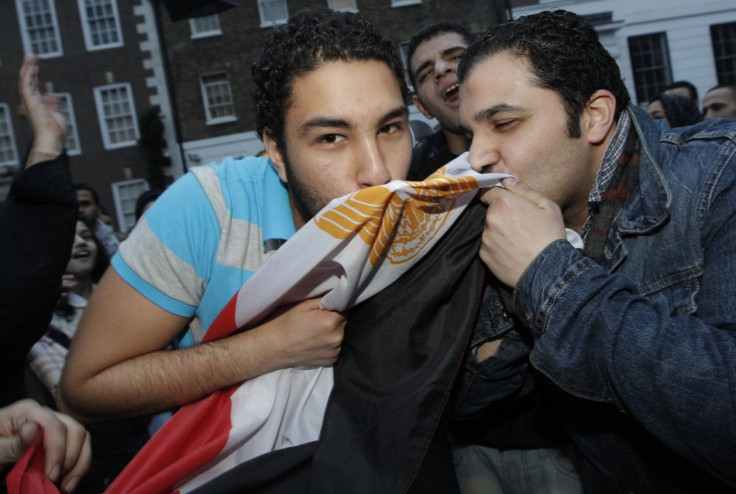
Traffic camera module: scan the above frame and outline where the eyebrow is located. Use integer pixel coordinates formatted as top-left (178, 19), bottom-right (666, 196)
top-left (378, 106), bottom-right (409, 126)
top-left (298, 105), bottom-right (408, 136)
top-left (412, 45), bottom-right (466, 80)
top-left (473, 103), bottom-right (526, 122)
top-left (458, 103), bottom-right (527, 136)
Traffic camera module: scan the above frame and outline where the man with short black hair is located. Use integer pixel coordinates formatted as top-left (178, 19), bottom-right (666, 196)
top-left (61, 7), bottom-right (412, 429)
top-left (702, 84), bottom-right (736, 119)
top-left (406, 22), bottom-right (472, 180)
top-left (73, 182), bottom-right (119, 256)
top-left (407, 20), bottom-right (583, 494)
top-left (457, 9), bottom-right (736, 492)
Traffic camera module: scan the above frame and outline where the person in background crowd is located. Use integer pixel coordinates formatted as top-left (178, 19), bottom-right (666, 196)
top-left (663, 80), bottom-right (699, 108)
top-left (73, 183), bottom-right (120, 257)
top-left (406, 22), bottom-right (472, 180)
top-left (134, 188), bottom-right (164, 223)
top-left (702, 84), bottom-right (736, 119)
top-left (27, 219), bottom-right (150, 493)
top-left (456, 9), bottom-right (736, 492)
top-left (646, 92), bottom-right (701, 127)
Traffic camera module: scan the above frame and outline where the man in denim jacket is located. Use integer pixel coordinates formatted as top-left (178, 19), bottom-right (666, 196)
top-left (454, 9), bottom-right (736, 493)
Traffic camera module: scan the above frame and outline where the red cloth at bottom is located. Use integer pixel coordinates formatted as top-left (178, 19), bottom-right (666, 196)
top-left (6, 426), bottom-right (60, 494)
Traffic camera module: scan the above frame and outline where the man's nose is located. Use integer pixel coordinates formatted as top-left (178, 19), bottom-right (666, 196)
top-left (434, 60), bottom-right (453, 80)
top-left (356, 140), bottom-right (392, 187)
top-left (467, 136), bottom-right (499, 173)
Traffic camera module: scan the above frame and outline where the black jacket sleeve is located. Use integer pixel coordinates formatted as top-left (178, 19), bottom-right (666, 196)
top-left (0, 152), bottom-right (77, 404)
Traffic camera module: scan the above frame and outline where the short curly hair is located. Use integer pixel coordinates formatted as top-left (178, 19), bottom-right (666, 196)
top-left (458, 9), bottom-right (630, 138)
top-left (252, 9), bottom-right (408, 147)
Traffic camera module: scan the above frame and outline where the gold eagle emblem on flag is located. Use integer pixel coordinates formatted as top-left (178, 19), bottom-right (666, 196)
top-left (314, 167), bottom-right (480, 265)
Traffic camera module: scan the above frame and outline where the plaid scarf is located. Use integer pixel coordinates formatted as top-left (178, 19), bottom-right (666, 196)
top-left (583, 122), bottom-right (641, 262)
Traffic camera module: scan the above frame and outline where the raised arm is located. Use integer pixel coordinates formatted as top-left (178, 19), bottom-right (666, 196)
top-left (0, 56), bottom-right (76, 400)
top-left (19, 54), bottom-right (66, 166)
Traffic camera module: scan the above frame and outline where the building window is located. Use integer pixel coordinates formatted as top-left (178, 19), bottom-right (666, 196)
top-left (711, 22), bottom-right (736, 86)
top-left (0, 104), bottom-right (19, 167)
top-left (399, 41), bottom-right (414, 90)
top-left (328, 0), bottom-right (358, 12)
top-left (16, 0), bottom-right (63, 57)
top-left (258, 0), bottom-right (288, 27)
top-left (94, 83), bottom-right (139, 149)
top-left (190, 14), bottom-right (221, 38)
top-left (628, 32), bottom-right (672, 104)
top-left (78, 0), bottom-right (123, 50)
top-left (200, 73), bottom-right (236, 124)
top-left (55, 93), bottom-right (82, 155)
top-left (112, 179), bottom-right (149, 233)
top-left (391, 0), bottom-right (422, 6)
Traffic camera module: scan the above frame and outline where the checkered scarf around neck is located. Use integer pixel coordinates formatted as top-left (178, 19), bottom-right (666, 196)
top-left (582, 111), bottom-right (641, 262)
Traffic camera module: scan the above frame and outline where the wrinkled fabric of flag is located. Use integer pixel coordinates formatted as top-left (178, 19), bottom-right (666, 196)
top-left (103, 153), bottom-right (510, 494)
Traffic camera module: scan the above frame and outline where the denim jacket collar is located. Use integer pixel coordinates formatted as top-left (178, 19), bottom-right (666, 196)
top-left (616, 105), bottom-right (671, 235)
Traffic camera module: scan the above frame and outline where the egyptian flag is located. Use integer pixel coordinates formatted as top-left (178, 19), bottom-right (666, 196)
top-left (98, 154), bottom-right (508, 494)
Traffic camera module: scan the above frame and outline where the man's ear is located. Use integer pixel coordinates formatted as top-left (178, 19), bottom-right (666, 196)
top-left (585, 90), bottom-right (617, 145)
top-left (412, 94), bottom-right (434, 120)
top-left (263, 129), bottom-right (288, 183)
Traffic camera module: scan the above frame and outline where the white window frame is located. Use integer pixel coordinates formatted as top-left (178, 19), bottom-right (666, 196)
top-left (627, 32), bottom-right (672, 105)
top-left (711, 21), bottom-right (736, 86)
top-left (190, 14), bottom-right (222, 39)
top-left (55, 93), bottom-right (82, 155)
top-left (0, 104), bottom-right (20, 168)
top-left (391, 0), bottom-right (422, 7)
top-left (200, 72), bottom-right (237, 125)
top-left (327, 0), bottom-right (358, 12)
top-left (111, 178), bottom-right (148, 233)
top-left (77, 0), bottom-right (124, 51)
top-left (258, 0), bottom-right (288, 28)
top-left (94, 83), bottom-right (140, 150)
top-left (16, 0), bottom-right (63, 58)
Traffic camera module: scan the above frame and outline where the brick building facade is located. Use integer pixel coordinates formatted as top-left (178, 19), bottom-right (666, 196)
top-left (156, 0), bottom-right (505, 168)
top-left (0, 0), bottom-right (180, 233)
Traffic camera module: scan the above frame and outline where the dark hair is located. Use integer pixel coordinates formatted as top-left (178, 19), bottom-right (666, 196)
top-left (72, 183), bottom-right (99, 205)
top-left (55, 218), bottom-right (110, 321)
top-left (705, 84), bottom-right (736, 99)
top-left (458, 9), bottom-right (630, 138)
top-left (79, 217), bottom-right (109, 283)
top-left (252, 8), bottom-right (408, 148)
top-left (657, 93), bottom-right (702, 128)
top-left (664, 80), bottom-right (698, 102)
top-left (135, 188), bottom-right (164, 221)
top-left (406, 22), bottom-right (473, 88)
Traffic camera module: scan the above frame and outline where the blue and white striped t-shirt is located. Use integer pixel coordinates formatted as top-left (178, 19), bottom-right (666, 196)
top-left (112, 156), bottom-right (295, 347)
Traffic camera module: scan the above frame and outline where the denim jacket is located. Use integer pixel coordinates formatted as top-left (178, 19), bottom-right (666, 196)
top-left (460, 106), bottom-right (736, 492)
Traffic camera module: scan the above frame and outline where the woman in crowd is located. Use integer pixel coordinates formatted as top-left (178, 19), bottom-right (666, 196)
top-left (27, 219), bottom-right (150, 493)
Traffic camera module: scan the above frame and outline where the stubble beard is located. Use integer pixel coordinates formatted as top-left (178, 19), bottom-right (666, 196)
top-left (283, 156), bottom-right (327, 224)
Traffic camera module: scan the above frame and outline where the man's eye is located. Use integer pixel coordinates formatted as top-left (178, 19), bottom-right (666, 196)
top-left (380, 122), bottom-right (403, 135)
top-left (319, 134), bottom-right (343, 145)
top-left (495, 120), bottom-right (516, 130)
top-left (418, 69), bottom-right (432, 83)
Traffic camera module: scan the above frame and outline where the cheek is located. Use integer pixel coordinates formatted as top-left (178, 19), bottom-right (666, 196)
top-left (297, 154), bottom-right (351, 198)
top-left (387, 140), bottom-right (412, 180)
